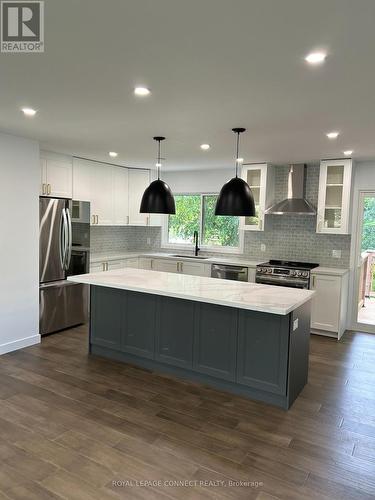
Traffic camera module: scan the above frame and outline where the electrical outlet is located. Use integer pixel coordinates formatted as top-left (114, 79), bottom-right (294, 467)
top-left (147, 238), bottom-right (151, 246)
top-left (261, 244), bottom-right (266, 252)
top-left (332, 249), bottom-right (341, 258)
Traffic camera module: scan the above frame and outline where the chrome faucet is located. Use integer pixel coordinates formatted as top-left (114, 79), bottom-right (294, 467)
top-left (193, 231), bottom-right (200, 257)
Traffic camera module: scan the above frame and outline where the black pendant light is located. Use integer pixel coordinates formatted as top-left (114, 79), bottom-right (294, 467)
top-left (140, 136), bottom-right (176, 214)
top-left (215, 128), bottom-right (255, 216)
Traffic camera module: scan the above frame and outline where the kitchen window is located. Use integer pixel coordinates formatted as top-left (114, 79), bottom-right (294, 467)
top-left (162, 194), bottom-right (242, 253)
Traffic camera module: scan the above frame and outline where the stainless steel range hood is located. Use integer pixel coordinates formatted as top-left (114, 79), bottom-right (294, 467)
top-left (265, 164), bottom-right (316, 215)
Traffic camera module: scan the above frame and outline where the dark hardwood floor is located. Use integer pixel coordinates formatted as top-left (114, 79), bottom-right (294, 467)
top-left (1, 326), bottom-right (375, 499)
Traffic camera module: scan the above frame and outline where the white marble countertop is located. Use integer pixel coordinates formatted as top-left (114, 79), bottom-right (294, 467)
top-left (90, 251), bottom-right (262, 267)
top-left (68, 268), bottom-right (314, 315)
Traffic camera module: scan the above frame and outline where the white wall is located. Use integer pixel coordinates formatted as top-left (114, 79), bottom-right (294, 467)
top-left (164, 168), bottom-right (232, 193)
top-left (0, 133), bottom-right (40, 354)
top-left (348, 161), bottom-right (375, 330)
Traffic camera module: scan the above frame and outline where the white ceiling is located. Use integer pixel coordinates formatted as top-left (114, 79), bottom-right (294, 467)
top-left (1, 0), bottom-right (375, 171)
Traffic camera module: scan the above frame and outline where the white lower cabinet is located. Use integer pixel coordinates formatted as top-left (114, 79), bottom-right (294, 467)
top-left (124, 258), bottom-right (139, 269)
top-left (153, 259), bottom-right (179, 273)
top-left (90, 261), bottom-right (107, 273)
top-left (310, 271), bottom-right (349, 339)
top-left (139, 257), bottom-right (153, 270)
top-left (149, 258), bottom-right (207, 276)
top-left (107, 260), bottom-right (126, 271)
top-left (179, 261), bottom-right (208, 277)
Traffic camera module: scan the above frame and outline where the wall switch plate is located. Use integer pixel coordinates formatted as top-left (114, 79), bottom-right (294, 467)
top-left (261, 244), bottom-right (266, 252)
top-left (293, 318), bottom-right (299, 331)
top-left (147, 238), bottom-right (151, 245)
top-left (332, 249), bottom-right (341, 258)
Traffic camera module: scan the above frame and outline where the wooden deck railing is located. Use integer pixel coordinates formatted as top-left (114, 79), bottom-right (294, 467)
top-left (359, 250), bottom-right (375, 313)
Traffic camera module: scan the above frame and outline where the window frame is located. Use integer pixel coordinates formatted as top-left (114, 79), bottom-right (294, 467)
top-left (161, 192), bottom-right (244, 254)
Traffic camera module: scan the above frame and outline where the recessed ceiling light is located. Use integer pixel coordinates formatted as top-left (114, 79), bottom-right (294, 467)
top-left (109, 151), bottom-right (118, 158)
top-left (134, 87), bottom-right (151, 96)
top-left (326, 131), bottom-right (339, 139)
top-left (236, 157), bottom-right (244, 163)
top-left (21, 107), bottom-right (37, 117)
top-left (343, 150), bottom-right (353, 156)
top-left (305, 51), bottom-right (327, 64)
top-left (200, 144), bottom-right (210, 150)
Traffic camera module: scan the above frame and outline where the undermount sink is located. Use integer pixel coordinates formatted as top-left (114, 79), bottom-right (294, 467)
top-left (171, 254), bottom-right (209, 260)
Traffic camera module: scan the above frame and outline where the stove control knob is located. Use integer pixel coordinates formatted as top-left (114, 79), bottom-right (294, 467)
top-left (290, 270), bottom-right (296, 276)
top-left (302, 271), bottom-right (308, 278)
top-left (296, 271), bottom-right (302, 277)
top-left (267, 268), bottom-right (272, 273)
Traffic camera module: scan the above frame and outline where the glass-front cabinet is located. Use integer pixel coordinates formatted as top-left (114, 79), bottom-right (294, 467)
top-left (241, 163), bottom-right (274, 231)
top-left (316, 159), bottom-right (352, 234)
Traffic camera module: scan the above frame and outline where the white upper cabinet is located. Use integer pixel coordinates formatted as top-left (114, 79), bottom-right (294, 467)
top-left (128, 169), bottom-right (150, 225)
top-left (316, 159), bottom-right (352, 234)
top-left (73, 158), bottom-right (149, 226)
top-left (72, 158), bottom-right (91, 201)
top-left (90, 162), bottom-right (114, 226)
top-left (40, 152), bottom-right (73, 198)
top-left (241, 163), bottom-right (274, 231)
top-left (112, 166), bottom-right (129, 225)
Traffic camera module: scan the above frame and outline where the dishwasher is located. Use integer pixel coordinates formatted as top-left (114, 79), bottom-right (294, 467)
top-left (211, 263), bottom-right (248, 282)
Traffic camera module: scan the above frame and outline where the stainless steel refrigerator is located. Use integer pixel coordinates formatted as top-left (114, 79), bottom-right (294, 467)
top-left (39, 197), bottom-right (90, 335)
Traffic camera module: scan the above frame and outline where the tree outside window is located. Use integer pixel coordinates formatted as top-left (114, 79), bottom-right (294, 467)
top-left (167, 194), bottom-right (240, 249)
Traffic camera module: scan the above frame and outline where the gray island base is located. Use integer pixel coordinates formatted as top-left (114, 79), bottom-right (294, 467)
top-left (89, 285), bottom-right (311, 410)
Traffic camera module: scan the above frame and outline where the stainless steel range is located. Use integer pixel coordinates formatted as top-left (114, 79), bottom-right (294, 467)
top-left (256, 260), bottom-right (319, 289)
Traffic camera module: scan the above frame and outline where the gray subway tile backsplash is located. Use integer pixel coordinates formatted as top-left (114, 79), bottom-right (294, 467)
top-left (91, 165), bottom-right (350, 268)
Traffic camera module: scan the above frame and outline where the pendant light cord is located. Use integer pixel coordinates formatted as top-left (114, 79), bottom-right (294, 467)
top-left (235, 131), bottom-right (240, 178)
top-left (157, 140), bottom-right (161, 180)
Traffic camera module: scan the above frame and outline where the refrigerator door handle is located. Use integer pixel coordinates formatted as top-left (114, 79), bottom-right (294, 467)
top-left (61, 208), bottom-right (69, 270)
top-left (59, 207), bottom-right (66, 270)
top-left (65, 208), bottom-right (73, 270)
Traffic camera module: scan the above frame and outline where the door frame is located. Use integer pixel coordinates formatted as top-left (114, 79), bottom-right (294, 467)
top-left (351, 190), bottom-right (375, 334)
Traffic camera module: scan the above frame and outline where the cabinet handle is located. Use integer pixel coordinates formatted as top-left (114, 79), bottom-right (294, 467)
top-left (151, 259), bottom-right (153, 269)
top-left (47, 184), bottom-right (51, 195)
top-left (92, 215), bottom-right (95, 225)
top-left (102, 262), bottom-right (105, 271)
top-left (180, 262), bottom-right (183, 273)
top-left (127, 215), bottom-right (129, 225)
top-left (106, 262), bottom-right (109, 271)
top-left (312, 276), bottom-right (316, 288)
top-left (96, 215), bottom-right (99, 225)
top-left (146, 216), bottom-right (149, 225)
top-left (42, 183), bottom-right (45, 195)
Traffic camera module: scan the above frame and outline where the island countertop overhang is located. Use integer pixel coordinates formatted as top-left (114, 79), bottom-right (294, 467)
top-left (68, 268), bottom-right (314, 315)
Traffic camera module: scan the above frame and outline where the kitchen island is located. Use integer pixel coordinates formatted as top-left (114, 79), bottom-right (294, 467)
top-left (68, 269), bottom-right (314, 409)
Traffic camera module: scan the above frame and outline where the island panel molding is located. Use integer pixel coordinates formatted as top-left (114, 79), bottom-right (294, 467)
top-left (88, 285), bottom-right (311, 409)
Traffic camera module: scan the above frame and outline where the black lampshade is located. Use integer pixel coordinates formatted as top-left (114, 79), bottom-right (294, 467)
top-left (139, 136), bottom-right (176, 214)
top-left (215, 177), bottom-right (255, 216)
top-left (215, 127), bottom-right (255, 216)
top-left (140, 179), bottom-right (176, 214)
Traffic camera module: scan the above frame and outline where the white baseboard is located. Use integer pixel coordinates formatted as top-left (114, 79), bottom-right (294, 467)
top-left (0, 334), bottom-right (41, 355)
